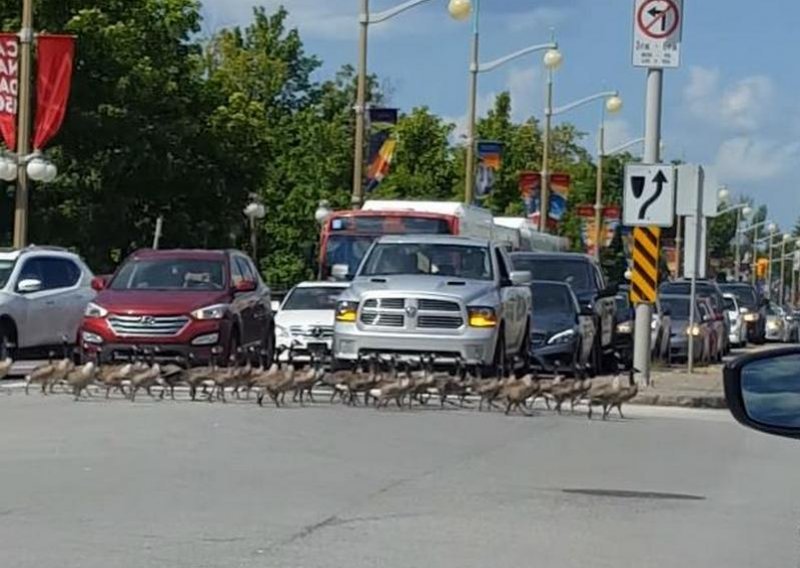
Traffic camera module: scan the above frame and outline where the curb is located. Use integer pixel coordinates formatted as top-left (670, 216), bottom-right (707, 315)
top-left (631, 392), bottom-right (727, 409)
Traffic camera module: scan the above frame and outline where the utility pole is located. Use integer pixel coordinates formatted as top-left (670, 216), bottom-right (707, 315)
top-left (12, 0), bottom-right (33, 248)
top-left (462, 0), bottom-right (480, 205)
top-left (674, 216), bottom-right (682, 279)
top-left (686, 168), bottom-right (704, 373)
top-left (350, 0), bottom-right (369, 208)
top-left (734, 207), bottom-right (742, 281)
top-left (539, 68), bottom-right (553, 233)
top-left (593, 120), bottom-right (604, 260)
top-left (152, 216), bottom-right (163, 250)
top-left (632, 68), bottom-right (663, 385)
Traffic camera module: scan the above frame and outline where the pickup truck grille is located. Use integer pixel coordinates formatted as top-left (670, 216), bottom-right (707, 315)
top-left (360, 296), bottom-right (465, 331)
top-left (360, 312), bottom-right (405, 327)
top-left (418, 299), bottom-right (460, 312)
top-left (417, 315), bottom-right (463, 329)
top-left (108, 315), bottom-right (190, 337)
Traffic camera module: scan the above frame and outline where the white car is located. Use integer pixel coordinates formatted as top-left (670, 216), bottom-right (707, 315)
top-left (274, 281), bottom-right (349, 361)
top-left (723, 293), bottom-right (747, 348)
top-left (0, 246), bottom-right (95, 352)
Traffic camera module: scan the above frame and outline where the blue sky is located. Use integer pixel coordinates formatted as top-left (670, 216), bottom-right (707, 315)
top-left (202, 0), bottom-right (800, 231)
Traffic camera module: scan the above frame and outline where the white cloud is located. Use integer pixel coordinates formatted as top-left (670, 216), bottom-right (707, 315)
top-left (714, 137), bottom-right (800, 183)
top-left (506, 66), bottom-right (542, 123)
top-left (601, 119), bottom-right (638, 155)
top-left (683, 66), bottom-right (775, 132)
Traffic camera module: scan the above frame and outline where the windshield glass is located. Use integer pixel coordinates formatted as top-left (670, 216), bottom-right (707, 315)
top-left (723, 296), bottom-right (736, 311)
top-left (283, 287), bottom-right (344, 310)
top-left (512, 258), bottom-right (593, 294)
top-left (324, 235), bottom-right (375, 278)
top-left (329, 215), bottom-right (451, 234)
top-left (720, 285), bottom-right (757, 308)
top-left (661, 297), bottom-right (691, 318)
top-left (531, 284), bottom-right (576, 315)
top-left (361, 243), bottom-right (492, 280)
top-left (111, 259), bottom-right (225, 291)
top-left (0, 259), bottom-right (15, 288)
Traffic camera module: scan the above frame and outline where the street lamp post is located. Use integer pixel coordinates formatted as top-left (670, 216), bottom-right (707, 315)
top-left (243, 198), bottom-right (266, 265)
top-left (767, 223), bottom-right (778, 299)
top-left (593, 94), bottom-right (624, 259)
top-left (780, 233), bottom-right (791, 305)
top-left (792, 238), bottom-right (800, 308)
top-left (351, 0), bottom-right (456, 208)
top-left (314, 200), bottom-right (333, 279)
top-left (745, 219), bottom-right (770, 286)
top-left (539, 89), bottom-right (622, 235)
top-left (717, 199), bottom-right (752, 281)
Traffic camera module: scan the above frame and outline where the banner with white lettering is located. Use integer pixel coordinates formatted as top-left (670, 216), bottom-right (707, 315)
top-left (0, 33), bottom-right (18, 150)
top-left (33, 35), bottom-right (76, 149)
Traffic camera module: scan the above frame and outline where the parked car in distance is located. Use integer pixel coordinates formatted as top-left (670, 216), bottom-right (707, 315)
top-left (0, 246), bottom-right (96, 355)
top-left (723, 293), bottom-right (747, 348)
top-left (612, 286), bottom-right (671, 365)
top-left (511, 252), bottom-right (617, 374)
top-left (765, 303), bottom-right (790, 343)
top-left (528, 281), bottom-right (594, 376)
top-left (80, 249), bottom-right (274, 364)
top-left (274, 281), bottom-right (349, 361)
top-left (333, 235), bottom-right (532, 373)
top-left (661, 294), bottom-right (710, 363)
top-left (719, 282), bottom-right (766, 344)
top-left (660, 279), bottom-right (731, 354)
top-left (778, 305), bottom-right (799, 343)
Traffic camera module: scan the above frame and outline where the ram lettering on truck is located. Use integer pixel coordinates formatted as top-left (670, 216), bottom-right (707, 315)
top-left (332, 235), bottom-right (532, 372)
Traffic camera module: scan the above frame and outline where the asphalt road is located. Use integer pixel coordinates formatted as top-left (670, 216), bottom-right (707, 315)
top-left (1, 394), bottom-right (799, 568)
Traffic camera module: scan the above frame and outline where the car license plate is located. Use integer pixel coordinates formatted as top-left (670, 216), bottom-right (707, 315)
top-left (307, 342), bottom-right (328, 352)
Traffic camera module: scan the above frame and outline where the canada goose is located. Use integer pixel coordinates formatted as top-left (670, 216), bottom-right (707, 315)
top-left (66, 362), bottom-right (98, 401)
top-left (25, 352), bottom-right (56, 395)
top-left (501, 375), bottom-right (539, 416)
top-left (97, 360), bottom-right (134, 399)
top-left (374, 377), bottom-right (414, 409)
top-left (129, 350), bottom-right (162, 402)
top-left (606, 368), bottom-right (639, 419)
top-left (185, 350), bottom-right (221, 402)
top-left (0, 339), bottom-right (13, 381)
top-left (586, 376), bottom-right (622, 420)
top-left (292, 353), bottom-right (324, 406)
top-left (550, 377), bottom-right (578, 414)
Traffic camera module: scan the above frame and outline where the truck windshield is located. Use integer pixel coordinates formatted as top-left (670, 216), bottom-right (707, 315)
top-left (361, 243), bottom-right (492, 280)
top-left (719, 285), bottom-right (757, 309)
top-left (111, 259), bottom-right (226, 291)
top-left (0, 259), bottom-right (15, 288)
top-left (282, 287), bottom-right (345, 310)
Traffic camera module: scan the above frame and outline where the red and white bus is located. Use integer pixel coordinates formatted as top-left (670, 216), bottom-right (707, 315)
top-left (318, 200), bottom-right (567, 279)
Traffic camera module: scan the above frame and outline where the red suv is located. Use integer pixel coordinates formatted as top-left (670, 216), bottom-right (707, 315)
top-left (79, 249), bottom-right (274, 364)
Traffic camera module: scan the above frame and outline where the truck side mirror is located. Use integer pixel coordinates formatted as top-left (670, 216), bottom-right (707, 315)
top-left (509, 271), bottom-right (531, 286)
top-left (331, 264), bottom-right (350, 281)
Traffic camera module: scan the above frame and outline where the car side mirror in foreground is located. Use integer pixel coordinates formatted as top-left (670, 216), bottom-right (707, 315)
top-left (724, 347), bottom-right (800, 439)
top-left (234, 280), bottom-right (257, 293)
top-left (91, 276), bottom-right (108, 291)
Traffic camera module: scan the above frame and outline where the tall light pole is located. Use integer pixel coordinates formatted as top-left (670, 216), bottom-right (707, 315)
top-left (243, 198), bottom-right (266, 265)
top-left (351, 0), bottom-right (457, 208)
top-left (780, 233), bottom-right (791, 305)
top-left (746, 219), bottom-right (770, 286)
top-left (792, 238), bottom-right (800, 308)
top-left (717, 196), bottom-right (752, 281)
top-left (541, 88), bottom-right (621, 234)
top-left (767, 223), bottom-right (778, 299)
top-left (12, 0), bottom-right (34, 248)
top-left (593, 94), bottom-right (624, 258)
top-left (539, 47), bottom-right (564, 232)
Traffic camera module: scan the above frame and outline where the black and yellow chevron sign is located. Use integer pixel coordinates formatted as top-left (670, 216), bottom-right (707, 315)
top-left (630, 226), bottom-right (661, 304)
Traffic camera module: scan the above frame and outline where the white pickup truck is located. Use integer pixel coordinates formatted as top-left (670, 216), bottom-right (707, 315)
top-left (332, 235), bottom-right (532, 373)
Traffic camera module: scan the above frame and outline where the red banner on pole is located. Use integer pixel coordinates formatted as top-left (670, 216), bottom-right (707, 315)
top-left (0, 33), bottom-right (19, 150)
top-left (33, 34), bottom-right (75, 150)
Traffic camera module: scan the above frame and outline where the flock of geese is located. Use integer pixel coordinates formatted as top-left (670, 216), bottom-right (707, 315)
top-left (6, 347), bottom-right (640, 420)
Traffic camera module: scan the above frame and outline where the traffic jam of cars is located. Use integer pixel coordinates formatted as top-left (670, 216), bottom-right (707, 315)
top-left (0, 200), bottom-right (794, 407)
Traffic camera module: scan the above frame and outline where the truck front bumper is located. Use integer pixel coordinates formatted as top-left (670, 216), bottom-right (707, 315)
top-left (333, 324), bottom-right (498, 365)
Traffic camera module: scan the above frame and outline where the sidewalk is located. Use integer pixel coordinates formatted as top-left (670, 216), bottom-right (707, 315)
top-left (632, 365), bottom-right (726, 409)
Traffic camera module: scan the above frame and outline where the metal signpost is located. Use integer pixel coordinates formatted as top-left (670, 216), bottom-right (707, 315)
top-left (629, 0), bottom-right (683, 385)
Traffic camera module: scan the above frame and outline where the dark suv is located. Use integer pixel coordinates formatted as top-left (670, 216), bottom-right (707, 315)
top-left (80, 249), bottom-right (274, 364)
top-left (511, 252), bottom-right (617, 373)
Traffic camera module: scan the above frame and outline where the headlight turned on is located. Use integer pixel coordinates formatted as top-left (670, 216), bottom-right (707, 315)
top-left (468, 307), bottom-right (497, 328)
top-left (336, 301), bottom-right (359, 323)
top-left (616, 321), bottom-right (633, 334)
top-left (191, 304), bottom-right (228, 320)
top-left (686, 324), bottom-right (702, 337)
top-left (744, 313), bottom-right (759, 322)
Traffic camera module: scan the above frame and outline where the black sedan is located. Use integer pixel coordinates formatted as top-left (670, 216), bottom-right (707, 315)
top-left (529, 281), bottom-right (595, 376)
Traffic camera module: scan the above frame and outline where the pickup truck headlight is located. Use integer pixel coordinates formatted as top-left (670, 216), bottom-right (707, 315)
top-left (84, 302), bottom-right (108, 318)
top-left (191, 304), bottom-right (228, 320)
top-left (336, 301), bottom-right (359, 323)
top-left (548, 329), bottom-right (576, 345)
top-left (468, 307), bottom-right (497, 328)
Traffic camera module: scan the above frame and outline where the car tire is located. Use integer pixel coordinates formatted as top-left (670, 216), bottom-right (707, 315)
top-left (0, 320), bottom-right (17, 360)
